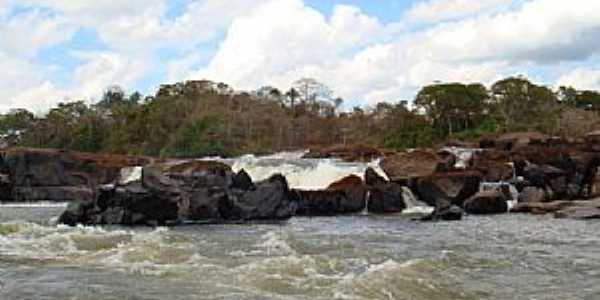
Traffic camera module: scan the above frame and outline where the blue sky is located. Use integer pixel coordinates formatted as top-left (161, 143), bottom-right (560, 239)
top-left (1, 0), bottom-right (600, 113)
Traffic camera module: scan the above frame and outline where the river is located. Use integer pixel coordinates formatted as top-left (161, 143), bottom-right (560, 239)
top-left (0, 153), bottom-right (599, 300)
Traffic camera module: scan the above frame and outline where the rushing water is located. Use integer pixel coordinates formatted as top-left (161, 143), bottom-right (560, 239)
top-left (1, 154), bottom-right (599, 300)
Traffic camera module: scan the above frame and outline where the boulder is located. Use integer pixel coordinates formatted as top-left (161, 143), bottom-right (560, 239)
top-left (414, 171), bottom-right (482, 207)
top-left (294, 190), bottom-right (365, 216)
top-left (463, 190), bottom-right (508, 215)
top-left (421, 199), bottom-right (463, 221)
top-left (380, 150), bottom-right (450, 182)
top-left (470, 150), bottom-right (514, 182)
top-left (364, 167), bottom-right (387, 186)
top-left (518, 186), bottom-right (547, 203)
top-left (554, 202), bottom-right (600, 220)
top-left (3, 148), bottom-right (149, 202)
top-left (367, 182), bottom-right (405, 214)
top-left (59, 160), bottom-right (297, 226)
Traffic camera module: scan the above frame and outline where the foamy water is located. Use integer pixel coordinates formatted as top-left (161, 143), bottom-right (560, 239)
top-left (1, 208), bottom-right (599, 300)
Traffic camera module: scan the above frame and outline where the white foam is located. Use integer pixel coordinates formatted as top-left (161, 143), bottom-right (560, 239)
top-left (219, 152), bottom-right (388, 190)
top-left (119, 166), bottom-right (142, 185)
top-left (0, 202), bottom-right (68, 208)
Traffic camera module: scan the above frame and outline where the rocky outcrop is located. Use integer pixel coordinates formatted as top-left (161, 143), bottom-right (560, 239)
top-left (367, 182), bottom-right (406, 214)
top-left (518, 186), bottom-right (548, 203)
top-left (463, 190), bottom-right (508, 215)
top-left (59, 160), bottom-right (297, 226)
top-left (1, 148), bottom-right (151, 202)
top-left (380, 150), bottom-right (453, 182)
top-left (511, 199), bottom-right (600, 220)
top-left (294, 175), bottom-right (367, 216)
top-left (414, 171), bottom-right (481, 207)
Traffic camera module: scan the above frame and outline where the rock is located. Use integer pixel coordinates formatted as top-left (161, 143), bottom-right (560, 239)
top-left (510, 201), bottom-right (575, 214)
top-left (555, 206), bottom-right (600, 220)
top-left (522, 164), bottom-right (565, 188)
top-left (368, 182), bottom-right (405, 214)
top-left (380, 150), bottom-right (449, 181)
top-left (470, 150), bottom-right (514, 182)
top-left (295, 175), bottom-right (367, 216)
top-left (414, 171), bottom-right (481, 207)
top-left (231, 169), bottom-right (254, 191)
top-left (303, 144), bottom-right (383, 162)
top-left (364, 167), bottom-right (387, 186)
top-left (422, 199), bottom-right (463, 221)
top-left (463, 190), bottom-right (508, 214)
top-left (219, 175), bottom-right (297, 221)
top-left (518, 186), bottom-right (547, 203)
top-left (58, 200), bottom-right (94, 226)
top-left (494, 131), bottom-right (550, 150)
top-left (3, 148), bottom-right (149, 202)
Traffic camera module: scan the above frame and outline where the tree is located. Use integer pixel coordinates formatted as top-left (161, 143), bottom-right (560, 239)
top-left (415, 82), bottom-right (489, 136)
top-left (491, 77), bottom-right (559, 131)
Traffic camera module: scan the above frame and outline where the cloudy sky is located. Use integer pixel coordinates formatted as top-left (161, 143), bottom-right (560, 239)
top-left (1, 0), bottom-right (600, 112)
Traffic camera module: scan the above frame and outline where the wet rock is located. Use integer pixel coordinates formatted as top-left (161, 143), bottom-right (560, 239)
top-left (60, 160), bottom-right (296, 226)
top-left (368, 182), bottom-right (405, 214)
top-left (220, 175), bottom-right (297, 221)
top-left (414, 171), bottom-right (481, 207)
top-left (554, 206), bottom-right (600, 220)
top-left (422, 199), bottom-right (463, 221)
top-left (3, 148), bottom-right (149, 202)
top-left (294, 189), bottom-right (365, 216)
top-left (518, 186), bottom-right (547, 203)
top-left (510, 200), bottom-right (575, 214)
top-left (231, 169), bottom-right (254, 191)
top-left (364, 167), bottom-right (387, 186)
top-left (58, 200), bottom-right (94, 226)
top-left (463, 190), bottom-right (508, 215)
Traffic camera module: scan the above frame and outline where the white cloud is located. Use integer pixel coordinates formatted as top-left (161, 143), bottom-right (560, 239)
top-left (405, 0), bottom-right (513, 23)
top-left (557, 68), bottom-right (600, 90)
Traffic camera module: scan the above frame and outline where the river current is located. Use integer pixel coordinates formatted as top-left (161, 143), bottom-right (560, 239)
top-left (0, 153), bottom-right (599, 300)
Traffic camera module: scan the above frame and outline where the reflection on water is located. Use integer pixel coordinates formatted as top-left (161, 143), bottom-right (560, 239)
top-left (1, 205), bottom-right (599, 300)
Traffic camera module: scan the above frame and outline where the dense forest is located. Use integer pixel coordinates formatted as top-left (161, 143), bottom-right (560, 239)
top-left (1, 76), bottom-right (599, 157)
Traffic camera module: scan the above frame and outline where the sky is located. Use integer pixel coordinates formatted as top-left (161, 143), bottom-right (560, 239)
top-left (1, 0), bottom-right (600, 113)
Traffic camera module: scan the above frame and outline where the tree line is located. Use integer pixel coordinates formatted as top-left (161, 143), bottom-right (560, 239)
top-left (1, 76), bottom-right (599, 157)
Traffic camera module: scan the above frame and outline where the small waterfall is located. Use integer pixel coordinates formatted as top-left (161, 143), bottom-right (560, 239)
top-left (401, 186), bottom-right (434, 214)
top-left (362, 191), bottom-right (371, 215)
top-left (479, 182), bottom-right (519, 211)
top-left (212, 151), bottom-right (388, 190)
top-left (441, 147), bottom-right (481, 169)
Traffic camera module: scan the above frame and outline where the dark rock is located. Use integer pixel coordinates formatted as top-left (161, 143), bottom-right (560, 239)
top-left (463, 190), bottom-right (508, 215)
top-left (231, 169), bottom-right (254, 191)
top-left (364, 167), bottom-right (387, 186)
top-left (422, 199), bottom-right (463, 221)
top-left (554, 206), bottom-right (600, 220)
top-left (294, 189), bottom-right (365, 216)
top-left (3, 148), bottom-right (149, 202)
top-left (368, 182), bottom-right (405, 214)
top-left (58, 200), bottom-right (93, 226)
top-left (470, 150), bottom-right (514, 182)
top-left (415, 171), bottom-right (481, 207)
top-left (518, 186), bottom-right (547, 203)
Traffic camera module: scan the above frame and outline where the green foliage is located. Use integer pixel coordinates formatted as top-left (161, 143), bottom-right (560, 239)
top-left (161, 117), bottom-right (229, 158)
top-left (2, 76), bottom-right (599, 156)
